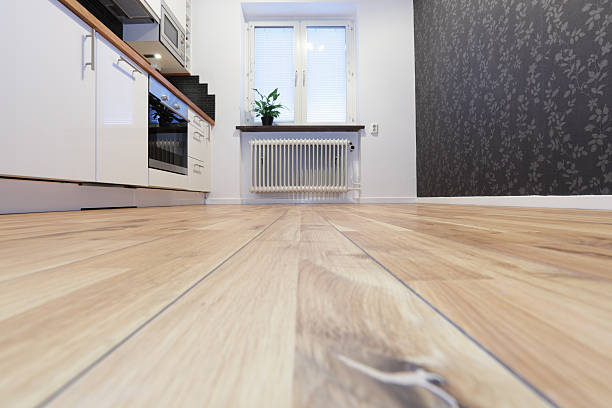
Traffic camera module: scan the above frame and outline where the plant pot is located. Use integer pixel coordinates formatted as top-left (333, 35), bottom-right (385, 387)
top-left (261, 116), bottom-right (274, 126)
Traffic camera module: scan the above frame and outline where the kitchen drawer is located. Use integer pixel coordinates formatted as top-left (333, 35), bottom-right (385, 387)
top-left (188, 109), bottom-right (208, 131)
top-left (188, 123), bottom-right (210, 161)
top-left (149, 168), bottom-right (188, 190)
top-left (188, 157), bottom-right (210, 192)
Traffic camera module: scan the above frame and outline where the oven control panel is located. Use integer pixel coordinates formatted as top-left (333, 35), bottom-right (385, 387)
top-left (149, 77), bottom-right (188, 121)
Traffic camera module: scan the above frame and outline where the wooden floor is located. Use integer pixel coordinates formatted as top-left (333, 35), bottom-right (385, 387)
top-left (1, 204), bottom-right (611, 407)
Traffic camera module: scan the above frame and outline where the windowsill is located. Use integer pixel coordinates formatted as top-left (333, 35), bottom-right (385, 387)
top-left (236, 125), bottom-right (365, 132)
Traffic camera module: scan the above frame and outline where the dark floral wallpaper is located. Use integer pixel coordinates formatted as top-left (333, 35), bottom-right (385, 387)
top-left (414, 0), bottom-right (611, 196)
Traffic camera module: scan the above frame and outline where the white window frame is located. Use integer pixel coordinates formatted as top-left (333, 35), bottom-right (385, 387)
top-left (245, 20), bottom-right (356, 125)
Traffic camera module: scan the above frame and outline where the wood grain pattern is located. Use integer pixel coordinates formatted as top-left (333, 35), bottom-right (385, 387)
top-left (0, 206), bottom-right (282, 407)
top-left (55, 0), bottom-right (214, 125)
top-left (321, 204), bottom-right (612, 407)
top-left (0, 204), bottom-right (610, 407)
top-left (236, 125), bottom-right (365, 132)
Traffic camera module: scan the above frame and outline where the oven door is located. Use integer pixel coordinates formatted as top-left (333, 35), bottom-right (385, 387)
top-left (160, 4), bottom-right (185, 65)
top-left (148, 94), bottom-right (188, 175)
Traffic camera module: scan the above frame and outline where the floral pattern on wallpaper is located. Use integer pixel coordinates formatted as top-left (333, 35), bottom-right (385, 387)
top-left (414, 0), bottom-right (611, 196)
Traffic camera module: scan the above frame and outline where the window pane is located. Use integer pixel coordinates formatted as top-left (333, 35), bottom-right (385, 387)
top-left (254, 27), bottom-right (294, 123)
top-left (306, 26), bottom-right (347, 123)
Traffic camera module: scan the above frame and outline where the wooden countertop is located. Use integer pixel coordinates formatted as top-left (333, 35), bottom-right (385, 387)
top-left (57, 0), bottom-right (214, 126)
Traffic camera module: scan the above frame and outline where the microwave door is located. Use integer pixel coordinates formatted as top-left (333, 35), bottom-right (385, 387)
top-left (163, 15), bottom-right (179, 49)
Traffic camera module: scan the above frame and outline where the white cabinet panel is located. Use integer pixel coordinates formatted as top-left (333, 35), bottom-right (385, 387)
top-left (188, 157), bottom-right (210, 192)
top-left (0, 0), bottom-right (95, 182)
top-left (149, 168), bottom-right (188, 190)
top-left (187, 108), bottom-right (211, 191)
top-left (187, 109), bottom-right (208, 130)
top-left (188, 122), bottom-right (209, 161)
top-left (143, 0), bottom-right (162, 20)
top-left (164, 0), bottom-right (187, 31)
top-left (96, 37), bottom-right (149, 186)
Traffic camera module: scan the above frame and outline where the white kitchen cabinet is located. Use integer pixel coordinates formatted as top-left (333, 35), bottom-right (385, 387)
top-left (188, 121), bottom-right (209, 162)
top-left (149, 168), bottom-right (188, 190)
top-left (143, 0), bottom-right (162, 20)
top-left (96, 36), bottom-right (149, 186)
top-left (164, 0), bottom-right (187, 31)
top-left (187, 109), bottom-right (211, 191)
top-left (188, 157), bottom-right (210, 192)
top-left (0, 0), bottom-right (96, 182)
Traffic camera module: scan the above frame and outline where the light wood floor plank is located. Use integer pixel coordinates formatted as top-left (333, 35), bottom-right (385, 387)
top-left (48, 211), bottom-right (300, 408)
top-left (0, 207), bottom-right (283, 407)
top-left (320, 204), bottom-right (612, 407)
top-left (1, 204), bottom-right (610, 407)
top-left (48, 209), bottom-right (546, 408)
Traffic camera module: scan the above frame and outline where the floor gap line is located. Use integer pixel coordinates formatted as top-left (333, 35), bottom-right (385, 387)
top-left (319, 211), bottom-right (560, 408)
top-left (342, 209), bottom-right (608, 283)
top-left (37, 210), bottom-right (288, 408)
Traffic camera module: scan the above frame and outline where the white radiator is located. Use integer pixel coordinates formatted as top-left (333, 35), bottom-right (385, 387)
top-left (249, 139), bottom-right (350, 193)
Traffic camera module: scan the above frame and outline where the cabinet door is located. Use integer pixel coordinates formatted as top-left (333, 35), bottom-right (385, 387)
top-left (188, 123), bottom-right (207, 161)
top-left (96, 37), bottom-right (149, 186)
top-left (188, 157), bottom-right (210, 192)
top-left (0, 0), bottom-right (95, 182)
top-left (164, 0), bottom-right (186, 30)
top-left (143, 0), bottom-right (162, 20)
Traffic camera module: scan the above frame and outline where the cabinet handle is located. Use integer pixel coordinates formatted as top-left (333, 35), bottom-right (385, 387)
top-left (303, 69), bottom-right (306, 87)
top-left (194, 163), bottom-right (204, 170)
top-left (194, 131), bottom-right (204, 140)
top-left (117, 56), bottom-right (141, 75)
top-left (294, 70), bottom-right (298, 87)
top-left (85, 28), bottom-right (95, 71)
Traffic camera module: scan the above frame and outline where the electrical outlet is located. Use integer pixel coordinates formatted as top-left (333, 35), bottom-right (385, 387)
top-left (370, 123), bottom-right (379, 134)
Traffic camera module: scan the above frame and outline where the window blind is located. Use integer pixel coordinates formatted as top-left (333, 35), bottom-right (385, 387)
top-left (306, 26), bottom-right (347, 123)
top-left (254, 27), bottom-right (295, 123)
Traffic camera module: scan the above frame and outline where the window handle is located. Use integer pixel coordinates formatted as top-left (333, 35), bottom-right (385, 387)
top-left (303, 70), bottom-right (306, 87)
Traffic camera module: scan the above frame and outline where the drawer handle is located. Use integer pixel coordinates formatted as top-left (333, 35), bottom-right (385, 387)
top-left (117, 57), bottom-right (141, 76)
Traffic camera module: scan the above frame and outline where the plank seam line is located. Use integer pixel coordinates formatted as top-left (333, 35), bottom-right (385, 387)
top-left (0, 213), bottom-right (240, 284)
top-left (323, 215), bottom-right (561, 408)
top-left (36, 210), bottom-right (289, 408)
top-left (0, 234), bottom-right (172, 284)
top-left (348, 209), bottom-right (609, 283)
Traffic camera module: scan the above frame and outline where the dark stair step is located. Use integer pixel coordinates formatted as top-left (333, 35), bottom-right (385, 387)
top-left (165, 76), bottom-right (215, 121)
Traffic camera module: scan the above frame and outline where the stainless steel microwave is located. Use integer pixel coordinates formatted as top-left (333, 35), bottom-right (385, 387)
top-left (159, 2), bottom-right (186, 65)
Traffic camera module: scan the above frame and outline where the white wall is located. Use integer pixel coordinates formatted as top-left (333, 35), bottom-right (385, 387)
top-left (191, 0), bottom-right (416, 203)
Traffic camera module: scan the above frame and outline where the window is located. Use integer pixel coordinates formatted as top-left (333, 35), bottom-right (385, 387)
top-left (246, 21), bottom-right (356, 124)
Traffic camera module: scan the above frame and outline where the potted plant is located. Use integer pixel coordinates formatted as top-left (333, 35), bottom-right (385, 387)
top-left (253, 88), bottom-right (285, 126)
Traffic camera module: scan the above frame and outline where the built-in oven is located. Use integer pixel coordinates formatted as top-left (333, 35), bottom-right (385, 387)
top-left (148, 77), bottom-right (188, 175)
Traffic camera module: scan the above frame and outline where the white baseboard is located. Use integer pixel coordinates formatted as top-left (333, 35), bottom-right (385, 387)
top-left (205, 197), bottom-right (244, 205)
top-left (1, 178), bottom-right (205, 214)
top-left (359, 196), bottom-right (417, 204)
top-left (206, 196), bottom-right (417, 205)
top-left (417, 195), bottom-right (612, 210)
top-left (206, 197), bottom-right (356, 205)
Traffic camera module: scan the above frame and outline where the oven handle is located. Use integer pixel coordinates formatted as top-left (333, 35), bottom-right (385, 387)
top-left (158, 99), bottom-right (190, 122)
